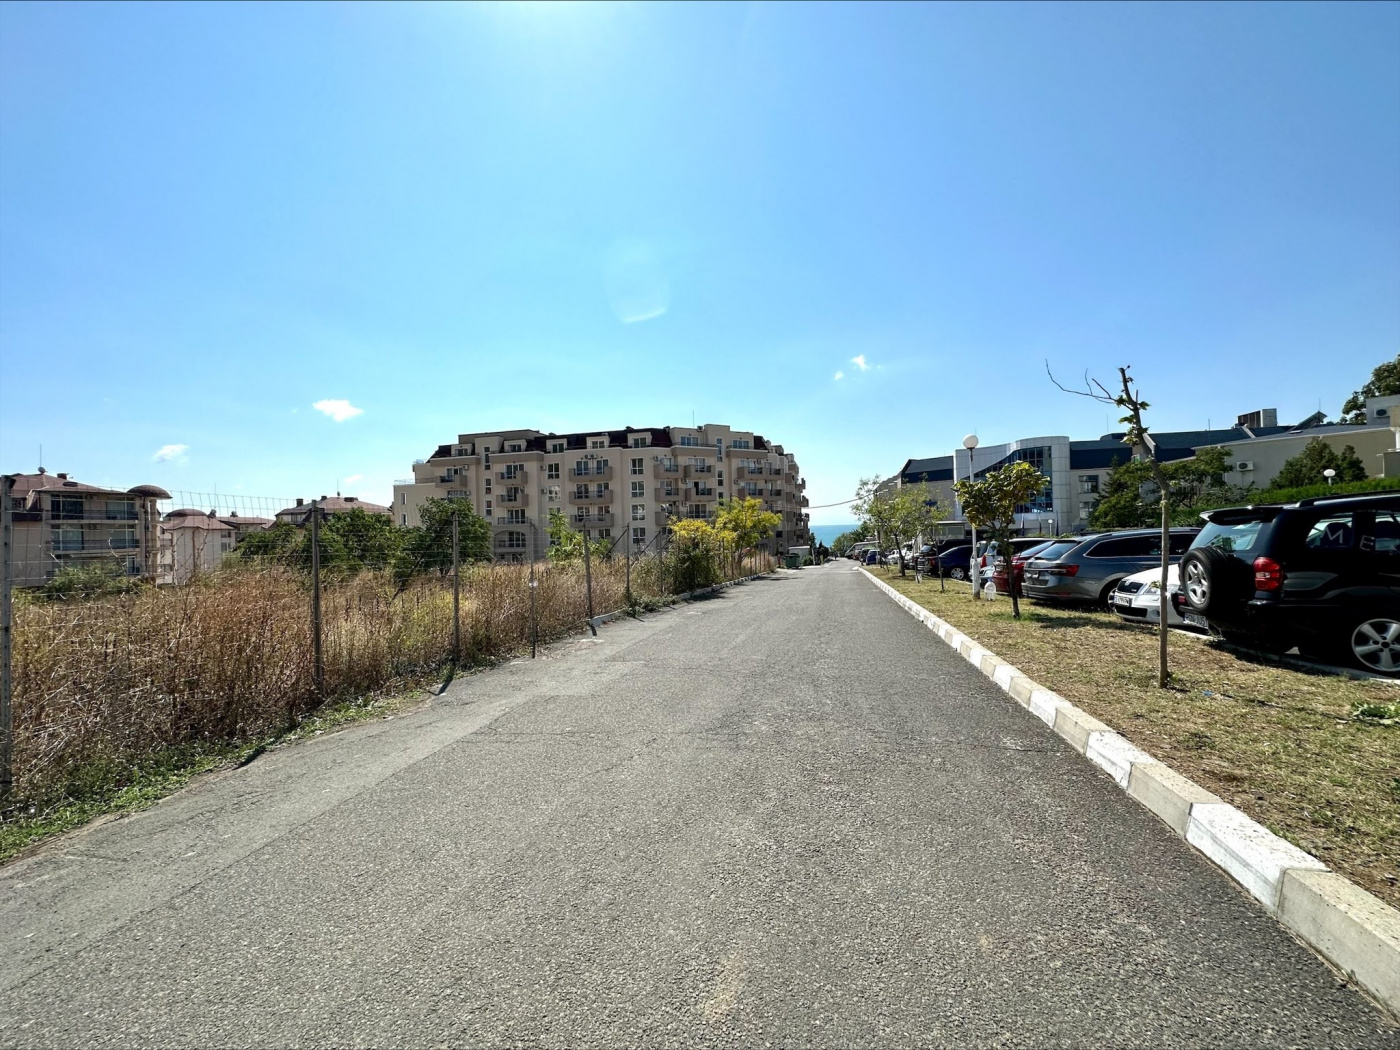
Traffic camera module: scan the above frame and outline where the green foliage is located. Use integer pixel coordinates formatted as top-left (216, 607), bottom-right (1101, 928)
top-left (1088, 447), bottom-right (1235, 531)
top-left (852, 478), bottom-right (946, 572)
top-left (1271, 438), bottom-right (1368, 489)
top-left (397, 498), bottom-right (491, 581)
top-left (713, 496), bottom-right (781, 551)
top-left (39, 561), bottom-right (142, 600)
top-left (1169, 476), bottom-right (1400, 525)
top-left (1341, 355), bottom-right (1400, 423)
top-left (665, 517), bottom-right (728, 591)
top-left (545, 508), bottom-right (609, 563)
top-left (954, 462), bottom-right (1048, 616)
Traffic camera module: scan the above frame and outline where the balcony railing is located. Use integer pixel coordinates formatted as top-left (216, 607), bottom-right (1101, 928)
top-left (568, 464), bottom-right (612, 480)
top-left (499, 491), bottom-right (529, 507)
top-left (683, 463), bottom-right (714, 477)
top-left (573, 512), bottom-right (615, 529)
top-left (49, 510), bottom-right (139, 522)
top-left (652, 462), bottom-right (680, 479)
top-left (495, 517), bottom-right (531, 527)
top-left (496, 469), bottom-right (528, 483)
top-left (655, 486), bottom-right (681, 501)
top-left (569, 489), bottom-right (611, 504)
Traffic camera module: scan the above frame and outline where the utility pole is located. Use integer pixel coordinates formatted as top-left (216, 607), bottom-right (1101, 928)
top-left (1, 475), bottom-right (14, 805)
top-left (624, 521), bottom-right (632, 609)
top-left (310, 499), bottom-right (323, 696)
top-left (451, 510), bottom-right (460, 665)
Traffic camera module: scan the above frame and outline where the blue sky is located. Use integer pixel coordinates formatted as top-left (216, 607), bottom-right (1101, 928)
top-left (2, 1), bottom-right (1397, 524)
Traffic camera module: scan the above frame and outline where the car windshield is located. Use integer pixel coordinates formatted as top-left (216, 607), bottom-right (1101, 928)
top-left (1015, 542), bottom-right (1054, 561)
top-left (1028, 541), bottom-right (1079, 562)
top-left (1194, 521), bottom-right (1264, 554)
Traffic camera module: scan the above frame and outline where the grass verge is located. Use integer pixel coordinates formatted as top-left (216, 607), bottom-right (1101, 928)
top-left (0, 671), bottom-right (442, 865)
top-left (869, 566), bottom-right (1400, 907)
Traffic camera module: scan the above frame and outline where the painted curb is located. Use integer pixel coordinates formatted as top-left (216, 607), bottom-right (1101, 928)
top-left (859, 566), bottom-right (1400, 1018)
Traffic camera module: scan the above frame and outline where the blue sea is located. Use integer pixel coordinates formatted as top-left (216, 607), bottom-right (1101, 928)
top-left (809, 523), bottom-right (859, 547)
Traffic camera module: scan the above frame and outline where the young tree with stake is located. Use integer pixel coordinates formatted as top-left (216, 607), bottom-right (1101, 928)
top-left (953, 462), bottom-right (1047, 618)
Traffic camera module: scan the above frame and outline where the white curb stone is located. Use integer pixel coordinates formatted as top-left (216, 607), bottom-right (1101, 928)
top-left (992, 663), bottom-right (1019, 690)
top-left (1186, 803), bottom-right (1328, 912)
top-left (1085, 731), bottom-right (1158, 789)
top-left (1278, 869), bottom-right (1400, 1015)
top-left (1126, 762), bottom-right (1221, 837)
top-left (1028, 688), bottom-right (1066, 727)
top-left (1052, 705), bottom-right (1113, 754)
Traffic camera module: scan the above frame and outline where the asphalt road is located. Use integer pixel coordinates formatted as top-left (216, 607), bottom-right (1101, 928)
top-left (1, 564), bottom-right (1395, 1047)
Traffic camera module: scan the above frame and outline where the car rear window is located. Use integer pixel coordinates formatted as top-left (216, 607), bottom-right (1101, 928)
top-left (1087, 535), bottom-right (1158, 558)
top-left (1029, 541), bottom-right (1080, 561)
top-left (1194, 521), bottom-right (1264, 553)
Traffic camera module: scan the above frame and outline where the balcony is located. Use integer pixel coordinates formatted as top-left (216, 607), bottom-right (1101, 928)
top-left (569, 488), bottom-right (612, 505)
top-left (654, 510), bottom-right (672, 527)
top-left (683, 463), bottom-right (714, 478)
top-left (573, 512), bottom-right (614, 529)
top-left (498, 491), bottom-right (530, 508)
top-left (568, 463), bottom-right (612, 480)
top-left (654, 486), bottom-right (681, 501)
top-left (494, 516), bottom-right (531, 527)
top-left (496, 469), bottom-right (528, 483)
top-left (49, 509), bottom-right (139, 522)
top-left (653, 462), bottom-right (680, 480)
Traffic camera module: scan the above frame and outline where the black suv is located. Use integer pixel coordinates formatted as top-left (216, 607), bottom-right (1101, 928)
top-left (1173, 493), bottom-right (1400, 675)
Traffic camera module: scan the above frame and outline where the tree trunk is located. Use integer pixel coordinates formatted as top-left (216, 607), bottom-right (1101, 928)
top-left (1007, 533), bottom-right (1021, 618)
top-left (1158, 492), bottom-right (1169, 689)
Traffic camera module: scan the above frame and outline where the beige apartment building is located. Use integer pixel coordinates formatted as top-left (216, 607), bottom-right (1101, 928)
top-left (4, 470), bottom-right (168, 587)
top-left (158, 508), bottom-right (274, 585)
top-left (393, 424), bottom-right (810, 561)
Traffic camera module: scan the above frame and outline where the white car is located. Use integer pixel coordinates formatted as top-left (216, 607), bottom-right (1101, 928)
top-left (1108, 565), bottom-right (1198, 629)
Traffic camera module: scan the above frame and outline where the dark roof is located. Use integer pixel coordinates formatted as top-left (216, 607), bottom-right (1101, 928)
top-left (8, 472), bottom-right (165, 499)
top-left (275, 496), bottom-right (390, 518)
top-left (898, 455), bottom-right (954, 483)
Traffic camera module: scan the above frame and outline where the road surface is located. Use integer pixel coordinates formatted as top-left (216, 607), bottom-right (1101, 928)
top-left (1, 564), bottom-right (1393, 1047)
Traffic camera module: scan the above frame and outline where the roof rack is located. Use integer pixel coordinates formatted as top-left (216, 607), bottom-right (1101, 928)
top-left (1296, 491), bottom-right (1400, 508)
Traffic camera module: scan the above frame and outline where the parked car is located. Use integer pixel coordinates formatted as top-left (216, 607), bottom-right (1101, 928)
top-left (1172, 493), bottom-right (1400, 674)
top-left (1109, 565), bottom-right (1196, 628)
top-left (976, 538), bottom-right (1056, 590)
top-left (933, 544), bottom-right (974, 580)
top-left (989, 540), bottom-right (1056, 597)
top-left (1021, 527), bottom-right (1201, 606)
top-left (863, 549), bottom-right (881, 565)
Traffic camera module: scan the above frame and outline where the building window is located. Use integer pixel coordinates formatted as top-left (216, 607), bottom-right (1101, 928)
top-left (632, 504), bottom-right (646, 521)
top-left (547, 485), bottom-right (560, 503)
top-left (632, 526), bottom-right (646, 546)
top-left (630, 458), bottom-right (644, 475)
top-left (598, 529), bottom-right (611, 540)
top-left (504, 531), bottom-right (526, 549)
top-left (575, 460), bottom-right (589, 476)
top-left (401, 514), bottom-right (407, 526)
top-left (502, 464), bottom-right (520, 479)
top-left (731, 439), bottom-right (751, 450)
top-left (594, 482), bottom-right (608, 497)
top-left (507, 509), bottom-right (525, 524)
top-left (1079, 502), bottom-right (1096, 521)
top-left (631, 436), bottom-right (648, 447)
top-left (1079, 475), bottom-right (1099, 495)
top-left (678, 435), bottom-right (699, 446)
top-left (508, 443), bottom-right (522, 452)
top-left (590, 438), bottom-right (606, 449)
top-left (547, 463), bottom-right (560, 479)
top-left (50, 496), bottom-right (85, 521)
top-left (52, 525), bottom-right (83, 550)
top-left (551, 442), bottom-right (565, 453)
top-left (631, 481), bottom-right (645, 498)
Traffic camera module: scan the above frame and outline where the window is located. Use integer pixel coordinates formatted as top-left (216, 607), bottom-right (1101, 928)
top-left (111, 528), bottom-right (137, 550)
top-left (1079, 502), bottom-right (1095, 521)
top-left (551, 442), bottom-right (565, 453)
top-left (679, 435), bottom-right (699, 446)
top-left (1079, 475), bottom-right (1099, 495)
top-left (106, 499), bottom-right (136, 520)
top-left (630, 458), bottom-right (644, 475)
top-left (400, 493), bottom-right (405, 505)
top-left (504, 487), bottom-right (522, 503)
top-left (590, 438), bottom-right (606, 449)
top-left (574, 484), bottom-right (589, 499)
top-left (52, 526), bottom-right (83, 551)
top-left (1366, 511), bottom-right (1400, 554)
top-left (598, 529), bottom-right (612, 539)
top-left (631, 436), bottom-right (648, 447)
top-left (575, 460), bottom-right (589, 476)
top-left (632, 504), bottom-right (646, 521)
top-left (547, 463), bottom-right (560, 480)
top-left (508, 443), bottom-right (522, 452)
top-left (506, 509), bottom-right (525, 524)
top-left (1087, 535), bottom-right (1158, 558)
top-left (401, 514), bottom-right (407, 526)
top-left (504, 531), bottom-right (527, 549)
top-left (50, 496), bottom-right (85, 520)
top-left (485, 500), bottom-right (492, 512)
top-left (547, 485), bottom-right (560, 503)
top-left (503, 463), bottom-right (520, 479)
top-left (594, 482), bottom-right (608, 497)
top-left (632, 526), bottom-right (646, 546)
top-left (731, 439), bottom-right (751, 450)
top-left (1305, 513), bottom-right (1355, 550)
top-left (631, 481), bottom-right (645, 498)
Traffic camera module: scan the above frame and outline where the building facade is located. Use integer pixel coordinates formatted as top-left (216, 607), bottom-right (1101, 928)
top-left (894, 397), bottom-right (1400, 535)
top-left (4, 470), bottom-right (168, 587)
top-left (274, 495), bottom-right (392, 525)
top-left (157, 508), bottom-right (273, 585)
top-left (393, 423), bottom-right (810, 561)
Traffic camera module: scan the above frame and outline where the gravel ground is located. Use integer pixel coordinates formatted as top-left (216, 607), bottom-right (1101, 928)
top-left (0, 564), bottom-right (1394, 1047)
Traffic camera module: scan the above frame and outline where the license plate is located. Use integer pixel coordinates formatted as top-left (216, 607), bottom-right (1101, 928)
top-left (1184, 612), bottom-right (1209, 629)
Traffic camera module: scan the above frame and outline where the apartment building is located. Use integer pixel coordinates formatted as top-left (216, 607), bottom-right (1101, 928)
top-left (4, 470), bottom-right (168, 587)
top-left (393, 423), bottom-right (810, 562)
top-left (894, 397), bottom-right (1400, 535)
top-left (274, 495), bottom-right (391, 525)
top-left (157, 508), bottom-right (273, 585)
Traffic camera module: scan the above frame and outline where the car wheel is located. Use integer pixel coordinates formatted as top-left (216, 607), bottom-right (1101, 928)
top-left (950, 567), bottom-right (965, 581)
top-left (1179, 548), bottom-right (1248, 615)
top-left (1097, 580), bottom-right (1122, 608)
top-left (1349, 616), bottom-right (1400, 677)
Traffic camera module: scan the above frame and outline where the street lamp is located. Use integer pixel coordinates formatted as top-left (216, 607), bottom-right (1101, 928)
top-left (1323, 468), bottom-right (1336, 487)
top-left (962, 434), bottom-right (979, 597)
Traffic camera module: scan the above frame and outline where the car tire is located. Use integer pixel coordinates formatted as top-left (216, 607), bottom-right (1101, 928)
top-left (1097, 579), bottom-right (1123, 608)
top-left (1179, 548), bottom-right (1248, 615)
top-left (1347, 614), bottom-right (1400, 677)
top-left (949, 567), bottom-right (965, 581)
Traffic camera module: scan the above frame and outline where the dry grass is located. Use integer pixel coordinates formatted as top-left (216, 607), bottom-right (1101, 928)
top-left (8, 553), bottom-right (772, 816)
top-left (870, 567), bottom-right (1400, 907)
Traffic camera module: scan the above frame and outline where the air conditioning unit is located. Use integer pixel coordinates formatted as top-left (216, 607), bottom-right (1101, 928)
top-left (1236, 461), bottom-right (1255, 472)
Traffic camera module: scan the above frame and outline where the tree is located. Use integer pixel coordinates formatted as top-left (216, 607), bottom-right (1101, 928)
top-left (1341, 355), bottom-right (1400, 423)
top-left (713, 497), bottom-right (781, 555)
top-left (665, 517), bottom-right (727, 591)
top-left (1272, 438), bottom-right (1369, 489)
top-left (1050, 363), bottom-right (1174, 688)
top-left (1088, 446), bottom-right (1234, 531)
top-left (851, 479), bottom-right (946, 576)
top-left (545, 508), bottom-right (609, 564)
top-left (396, 497), bottom-right (490, 582)
top-left (953, 461), bottom-right (1047, 618)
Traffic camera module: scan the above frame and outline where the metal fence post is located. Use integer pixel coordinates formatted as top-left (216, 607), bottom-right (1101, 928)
top-left (310, 499), bottom-right (323, 696)
top-left (624, 523), bottom-right (631, 605)
top-left (582, 523), bottom-right (597, 637)
top-left (1, 475), bottom-right (13, 805)
top-left (451, 510), bottom-right (460, 665)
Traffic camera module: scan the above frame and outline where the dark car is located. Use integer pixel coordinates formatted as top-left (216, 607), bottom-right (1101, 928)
top-left (932, 544), bottom-right (974, 580)
top-left (1022, 527), bottom-right (1201, 606)
top-left (1172, 493), bottom-right (1400, 675)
